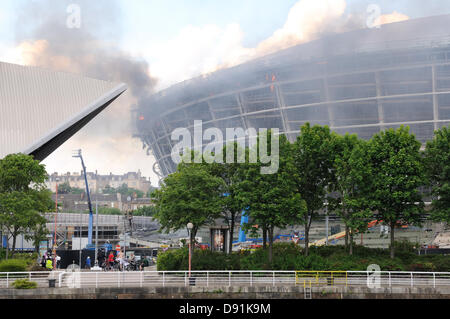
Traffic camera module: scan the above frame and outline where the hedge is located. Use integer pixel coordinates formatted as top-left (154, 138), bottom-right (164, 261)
top-left (156, 242), bottom-right (450, 272)
top-left (0, 259), bottom-right (28, 272)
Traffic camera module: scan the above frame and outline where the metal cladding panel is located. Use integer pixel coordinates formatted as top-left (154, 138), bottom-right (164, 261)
top-left (0, 62), bottom-right (127, 160)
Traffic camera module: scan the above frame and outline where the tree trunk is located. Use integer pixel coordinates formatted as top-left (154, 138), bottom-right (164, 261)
top-left (5, 235), bottom-right (9, 260)
top-left (268, 226), bottom-right (274, 265)
top-left (262, 226), bottom-right (267, 249)
top-left (349, 230), bottom-right (353, 256)
top-left (390, 222), bottom-right (395, 259)
top-left (228, 212), bottom-right (235, 254)
top-left (304, 214), bottom-right (311, 256)
top-left (11, 232), bottom-right (17, 258)
top-left (345, 225), bottom-right (349, 249)
top-left (189, 229), bottom-right (197, 273)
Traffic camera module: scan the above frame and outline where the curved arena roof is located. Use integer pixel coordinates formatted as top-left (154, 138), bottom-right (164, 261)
top-left (0, 62), bottom-right (127, 161)
top-left (136, 15), bottom-right (450, 178)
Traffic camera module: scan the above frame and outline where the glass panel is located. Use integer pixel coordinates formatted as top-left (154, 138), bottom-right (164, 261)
top-left (438, 93), bottom-right (450, 120)
top-left (246, 110), bottom-right (284, 131)
top-left (328, 73), bottom-right (376, 100)
top-left (242, 87), bottom-right (278, 113)
top-left (285, 105), bottom-right (330, 128)
top-left (281, 79), bottom-right (324, 106)
top-left (383, 96), bottom-right (433, 123)
top-left (331, 100), bottom-right (379, 127)
top-left (380, 67), bottom-right (432, 96)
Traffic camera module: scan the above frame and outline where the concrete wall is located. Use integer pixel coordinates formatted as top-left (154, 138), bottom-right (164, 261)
top-left (1, 285), bottom-right (450, 299)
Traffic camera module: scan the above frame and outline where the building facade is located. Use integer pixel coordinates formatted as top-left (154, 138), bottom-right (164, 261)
top-left (46, 170), bottom-right (153, 194)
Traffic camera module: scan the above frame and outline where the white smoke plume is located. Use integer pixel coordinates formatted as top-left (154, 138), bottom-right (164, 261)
top-left (148, 0), bottom-right (409, 88)
top-left (10, 0), bottom-right (158, 183)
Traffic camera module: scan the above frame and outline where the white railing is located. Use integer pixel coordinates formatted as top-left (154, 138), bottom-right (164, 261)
top-left (1, 270), bottom-right (450, 289)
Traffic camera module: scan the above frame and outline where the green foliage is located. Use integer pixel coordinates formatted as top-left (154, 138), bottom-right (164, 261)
top-left (191, 249), bottom-right (242, 271)
top-left (208, 143), bottom-right (248, 254)
top-left (365, 126), bottom-right (426, 258)
top-left (292, 123), bottom-right (338, 255)
top-left (424, 125), bottom-right (450, 223)
top-left (132, 205), bottom-right (157, 217)
top-left (155, 243), bottom-right (450, 272)
top-left (96, 207), bottom-right (122, 215)
top-left (152, 161), bottom-right (224, 244)
top-left (330, 134), bottom-right (374, 254)
top-left (12, 279), bottom-right (37, 289)
top-left (0, 154), bottom-right (50, 257)
top-left (237, 132), bottom-right (306, 263)
top-left (57, 182), bottom-right (84, 195)
top-left (103, 183), bottom-right (145, 198)
top-left (0, 259), bottom-right (28, 272)
top-left (157, 248), bottom-right (188, 271)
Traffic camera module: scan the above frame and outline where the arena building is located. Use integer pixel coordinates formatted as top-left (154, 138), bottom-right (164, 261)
top-left (136, 15), bottom-right (450, 178)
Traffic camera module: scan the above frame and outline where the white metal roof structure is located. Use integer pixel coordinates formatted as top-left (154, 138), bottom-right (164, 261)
top-left (0, 61), bottom-right (127, 161)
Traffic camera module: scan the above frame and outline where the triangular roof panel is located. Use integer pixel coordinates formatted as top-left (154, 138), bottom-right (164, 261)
top-left (0, 61), bottom-right (127, 160)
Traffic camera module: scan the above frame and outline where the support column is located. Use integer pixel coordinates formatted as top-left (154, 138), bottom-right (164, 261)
top-left (236, 93), bottom-right (250, 131)
top-left (432, 65), bottom-right (439, 131)
top-left (375, 71), bottom-right (385, 132)
top-left (274, 84), bottom-right (291, 139)
top-left (323, 77), bottom-right (335, 128)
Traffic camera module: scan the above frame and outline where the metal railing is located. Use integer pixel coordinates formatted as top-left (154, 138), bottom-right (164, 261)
top-left (1, 270), bottom-right (450, 289)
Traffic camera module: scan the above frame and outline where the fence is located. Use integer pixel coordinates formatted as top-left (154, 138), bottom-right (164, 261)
top-left (1, 271), bottom-right (450, 289)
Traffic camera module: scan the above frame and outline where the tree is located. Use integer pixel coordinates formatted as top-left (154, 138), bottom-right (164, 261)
top-left (0, 154), bottom-right (50, 258)
top-left (292, 123), bottom-right (337, 256)
top-left (57, 182), bottom-right (72, 194)
top-left (366, 126), bottom-right (425, 259)
top-left (208, 142), bottom-right (247, 254)
top-left (133, 205), bottom-right (158, 217)
top-left (56, 182), bottom-right (84, 195)
top-left (237, 131), bottom-right (305, 264)
top-left (330, 134), bottom-right (373, 255)
top-left (26, 222), bottom-right (50, 254)
top-left (152, 161), bottom-right (224, 257)
top-left (103, 183), bottom-right (145, 199)
top-left (424, 125), bottom-right (450, 223)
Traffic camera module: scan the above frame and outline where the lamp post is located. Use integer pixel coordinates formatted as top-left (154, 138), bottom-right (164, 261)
top-left (187, 222), bottom-right (193, 278)
top-left (94, 189), bottom-right (100, 267)
top-left (53, 177), bottom-right (60, 265)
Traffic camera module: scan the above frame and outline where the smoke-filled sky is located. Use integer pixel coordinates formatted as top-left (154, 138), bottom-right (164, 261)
top-left (1, 0), bottom-right (450, 186)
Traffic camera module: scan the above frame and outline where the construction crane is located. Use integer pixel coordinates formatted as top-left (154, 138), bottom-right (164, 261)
top-left (72, 149), bottom-right (94, 249)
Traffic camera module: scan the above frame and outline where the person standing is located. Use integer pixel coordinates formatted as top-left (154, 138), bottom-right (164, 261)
top-left (85, 256), bottom-right (91, 270)
top-left (117, 250), bottom-right (124, 271)
top-left (107, 251), bottom-right (115, 271)
top-left (46, 257), bottom-right (53, 271)
top-left (55, 254), bottom-right (61, 269)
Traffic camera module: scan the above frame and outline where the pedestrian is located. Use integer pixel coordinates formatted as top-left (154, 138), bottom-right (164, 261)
top-left (46, 257), bottom-right (53, 271)
top-left (55, 254), bottom-right (61, 269)
top-left (107, 251), bottom-right (115, 271)
top-left (85, 256), bottom-right (91, 269)
top-left (117, 250), bottom-right (125, 271)
top-left (41, 255), bottom-right (46, 268)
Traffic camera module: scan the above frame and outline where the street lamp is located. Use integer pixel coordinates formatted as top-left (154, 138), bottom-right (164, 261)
top-left (187, 222), bottom-right (193, 278)
top-left (53, 177), bottom-right (60, 266)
